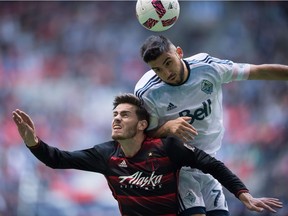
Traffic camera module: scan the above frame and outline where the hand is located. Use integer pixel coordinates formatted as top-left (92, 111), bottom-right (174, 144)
top-left (12, 109), bottom-right (39, 147)
top-left (162, 117), bottom-right (198, 142)
top-left (239, 192), bottom-right (283, 213)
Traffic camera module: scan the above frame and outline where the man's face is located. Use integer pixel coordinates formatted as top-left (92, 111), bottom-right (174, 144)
top-left (147, 47), bottom-right (187, 85)
top-left (111, 103), bottom-right (139, 140)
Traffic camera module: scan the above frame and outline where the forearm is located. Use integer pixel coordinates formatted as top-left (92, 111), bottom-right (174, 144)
top-left (249, 64), bottom-right (288, 80)
top-left (195, 152), bottom-right (249, 197)
top-left (147, 125), bottom-right (170, 138)
top-left (28, 139), bottom-right (104, 172)
top-left (28, 139), bottom-right (67, 168)
top-left (164, 137), bottom-right (248, 197)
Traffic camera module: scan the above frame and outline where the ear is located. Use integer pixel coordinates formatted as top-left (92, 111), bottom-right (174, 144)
top-left (176, 46), bottom-right (184, 58)
top-left (138, 120), bottom-right (148, 131)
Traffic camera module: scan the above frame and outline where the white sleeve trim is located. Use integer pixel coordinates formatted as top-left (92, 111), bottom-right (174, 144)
top-left (232, 63), bottom-right (250, 81)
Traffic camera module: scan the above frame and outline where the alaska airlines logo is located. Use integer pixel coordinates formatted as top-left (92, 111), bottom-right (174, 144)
top-left (201, 80), bottom-right (213, 94)
top-left (179, 99), bottom-right (211, 124)
top-left (119, 171), bottom-right (163, 188)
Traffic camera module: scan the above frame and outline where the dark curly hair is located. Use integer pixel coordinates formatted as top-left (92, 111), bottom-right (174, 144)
top-left (113, 93), bottom-right (150, 126)
top-left (140, 35), bottom-right (173, 63)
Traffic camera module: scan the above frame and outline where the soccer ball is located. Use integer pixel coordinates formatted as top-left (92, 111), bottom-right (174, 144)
top-left (136, 0), bottom-right (180, 32)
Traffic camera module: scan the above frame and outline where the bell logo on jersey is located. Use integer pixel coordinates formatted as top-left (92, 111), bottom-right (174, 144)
top-left (179, 99), bottom-right (211, 124)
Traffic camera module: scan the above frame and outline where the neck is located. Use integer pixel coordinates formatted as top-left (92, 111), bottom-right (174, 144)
top-left (182, 59), bottom-right (189, 82)
top-left (119, 134), bottom-right (146, 157)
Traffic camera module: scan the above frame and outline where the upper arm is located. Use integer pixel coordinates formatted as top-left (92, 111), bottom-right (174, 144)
top-left (164, 136), bottom-right (224, 170)
top-left (163, 136), bottom-right (198, 167)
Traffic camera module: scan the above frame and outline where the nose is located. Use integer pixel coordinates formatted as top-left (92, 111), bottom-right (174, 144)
top-left (163, 68), bottom-right (172, 77)
top-left (113, 114), bottom-right (121, 123)
top-left (163, 69), bottom-right (175, 81)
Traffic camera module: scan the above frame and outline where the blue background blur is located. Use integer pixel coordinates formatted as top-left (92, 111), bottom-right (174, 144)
top-left (0, 1), bottom-right (288, 216)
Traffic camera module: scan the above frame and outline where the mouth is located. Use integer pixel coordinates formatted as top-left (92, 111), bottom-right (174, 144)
top-left (113, 125), bottom-right (122, 130)
top-left (168, 74), bottom-right (176, 81)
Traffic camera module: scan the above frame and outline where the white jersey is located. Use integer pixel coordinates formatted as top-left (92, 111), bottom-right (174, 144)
top-left (134, 53), bottom-right (250, 155)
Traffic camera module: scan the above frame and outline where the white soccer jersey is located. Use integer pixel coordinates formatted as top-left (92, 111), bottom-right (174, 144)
top-left (134, 53), bottom-right (250, 155)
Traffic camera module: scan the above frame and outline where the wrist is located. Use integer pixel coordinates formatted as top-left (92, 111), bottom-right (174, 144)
top-left (236, 189), bottom-right (250, 199)
top-left (25, 136), bottom-right (40, 147)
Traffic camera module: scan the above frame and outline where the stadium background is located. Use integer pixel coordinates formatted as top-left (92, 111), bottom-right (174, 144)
top-left (0, 1), bottom-right (288, 216)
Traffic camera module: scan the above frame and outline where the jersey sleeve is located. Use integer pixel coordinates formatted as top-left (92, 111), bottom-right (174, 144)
top-left (142, 97), bottom-right (159, 130)
top-left (163, 136), bottom-right (249, 198)
top-left (189, 53), bottom-right (250, 83)
top-left (28, 139), bottom-right (108, 174)
top-left (134, 70), bottom-right (160, 130)
top-left (209, 55), bottom-right (251, 83)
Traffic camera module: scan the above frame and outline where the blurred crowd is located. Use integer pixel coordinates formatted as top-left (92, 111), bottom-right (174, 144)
top-left (0, 1), bottom-right (287, 216)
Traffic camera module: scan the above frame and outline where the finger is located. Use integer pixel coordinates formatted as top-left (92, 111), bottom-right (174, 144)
top-left (181, 120), bottom-right (196, 129)
top-left (266, 201), bottom-right (283, 208)
top-left (180, 116), bottom-right (192, 121)
top-left (12, 111), bottom-right (23, 125)
top-left (17, 110), bottom-right (35, 129)
top-left (181, 126), bottom-right (198, 136)
top-left (15, 109), bottom-right (23, 117)
top-left (173, 133), bottom-right (187, 143)
top-left (183, 132), bottom-right (196, 141)
top-left (17, 110), bottom-right (29, 121)
top-left (260, 197), bottom-right (282, 204)
top-left (260, 198), bottom-right (283, 208)
top-left (256, 201), bottom-right (277, 213)
top-left (181, 119), bottom-right (196, 126)
top-left (175, 129), bottom-right (195, 141)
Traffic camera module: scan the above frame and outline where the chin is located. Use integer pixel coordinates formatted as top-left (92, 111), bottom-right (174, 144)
top-left (112, 134), bottom-right (123, 140)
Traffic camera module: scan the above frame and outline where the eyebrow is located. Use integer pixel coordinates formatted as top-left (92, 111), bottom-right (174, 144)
top-left (151, 57), bottom-right (171, 70)
top-left (162, 57), bottom-right (171, 66)
top-left (113, 110), bottom-right (132, 115)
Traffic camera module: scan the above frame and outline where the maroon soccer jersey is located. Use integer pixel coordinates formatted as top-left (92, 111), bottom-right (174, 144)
top-left (29, 136), bottom-right (247, 216)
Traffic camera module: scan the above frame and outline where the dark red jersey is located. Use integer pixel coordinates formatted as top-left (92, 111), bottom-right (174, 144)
top-left (28, 136), bottom-right (248, 216)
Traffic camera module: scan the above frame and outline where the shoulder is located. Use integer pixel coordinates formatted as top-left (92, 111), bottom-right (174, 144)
top-left (143, 137), bottom-right (164, 148)
top-left (161, 136), bottom-right (184, 151)
top-left (184, 53), bottom-right (216, 73)
top-left (134, 69), bottom-right (162, 97)
top-left (134, 69), bottom-right (156, 89)
top-left (93, 141), bottom-right (118, 157)
top-left (185, 53), bottom-right (210, 63)
top-left (185, 53), bottom-right (232, 66)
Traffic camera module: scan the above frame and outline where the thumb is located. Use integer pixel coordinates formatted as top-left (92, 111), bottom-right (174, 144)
top-left (181, 116), bottom-right (192, 121)
top-left (253, 206), bottom-right (264, 212)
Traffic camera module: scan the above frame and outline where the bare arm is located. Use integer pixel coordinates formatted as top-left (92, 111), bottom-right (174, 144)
top-left (248, 64), bottom-right (288, 80)
top-left (148, 116), bottom-right (198, 142)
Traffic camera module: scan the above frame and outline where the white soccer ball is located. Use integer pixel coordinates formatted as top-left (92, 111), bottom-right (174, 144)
top-left (136, 0), bottom-right (180, 32)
